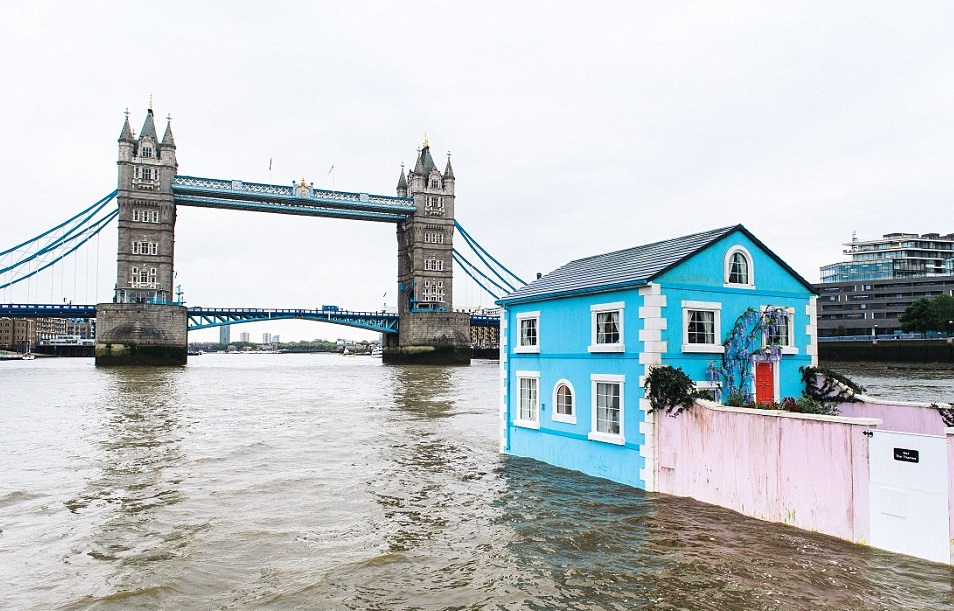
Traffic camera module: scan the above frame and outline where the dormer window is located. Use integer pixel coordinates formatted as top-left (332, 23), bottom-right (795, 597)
top-left (724, 246), bottom-right (754, 288)
top-left (429, 178), bottom-right (440, 188)
top-left (141, 146), bottom-right (153, 159)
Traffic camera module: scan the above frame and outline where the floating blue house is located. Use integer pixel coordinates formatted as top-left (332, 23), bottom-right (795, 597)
top-left (497, 225), bottom-right (818, 490)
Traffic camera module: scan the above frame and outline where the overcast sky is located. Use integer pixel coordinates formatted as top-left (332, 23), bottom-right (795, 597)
top-left (2, 2), bottom-right (953, 342)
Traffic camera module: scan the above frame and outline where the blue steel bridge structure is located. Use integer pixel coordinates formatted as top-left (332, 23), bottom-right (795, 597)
top-left (0, 178), bottom-right (516, 338)
top-left (0, 304), bottom-right (501, 336)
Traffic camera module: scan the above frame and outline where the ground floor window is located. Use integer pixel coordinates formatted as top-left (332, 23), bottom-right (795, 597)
top-left (515, 371), bottom-right (540, 429)
top-left (589, 374), bottom-right (625, 445)
top-left (552, 380), bottom-right (575, 424)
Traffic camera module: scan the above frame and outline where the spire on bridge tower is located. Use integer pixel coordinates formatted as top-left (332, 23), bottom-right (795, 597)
top-left (396, 163), bottom-right (408, 197)
top-left (119, 109), bottom-right (134, 142)
top-left (139, 107), bottom-right (158, 142)
top-left (444, 152), bottom-right (454, 180)
top-left (161, 115), bottom-right (176, 149)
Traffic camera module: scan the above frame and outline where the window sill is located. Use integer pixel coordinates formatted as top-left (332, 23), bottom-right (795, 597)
top-left (514, 419), bottom-right (540, 430)
top-left (723, 283), bottom-right (755, 290)
top-left (781, 346), bottom-right (798, 355)
top-left (588, 431), bottom-right (625, 445)
top-left (552, 413), bottom-right (576, 425)
top-left (682, 344), bottom-right (725, 354)
top-left (514, 346), bottom-right (540, 354)
top-left (588, 344), bottom-right (624, 353)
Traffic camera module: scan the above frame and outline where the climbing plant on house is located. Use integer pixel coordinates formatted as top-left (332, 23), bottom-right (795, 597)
top-left (707, 306), bottom-right (789, 406)
top-left (645, 365), bottom-right (700, 416)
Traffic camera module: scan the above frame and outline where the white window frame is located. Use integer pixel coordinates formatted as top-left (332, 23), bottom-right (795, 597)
top-left (694, 380), bottom-right (721, 402)
top-left (682, 300), bottom-right (724, 353)
top-left (588, 301), bottom-right (624, 353)
top-left (589, 374), bottom-right (625, 445)
top-left (515, 311), bottom-right (540, 354)
top-left (515, 371), bottom-right (540, 429)
top-left (724, 246), bottom-right (755, 288)
top-left (761, 305), bottom-right (798, 355)
top-left (552, 379), bottom-right (576, 424)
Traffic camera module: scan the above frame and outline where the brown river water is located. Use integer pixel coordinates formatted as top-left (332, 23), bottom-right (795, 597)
top-left (1, 354), bottom-right (952, 610)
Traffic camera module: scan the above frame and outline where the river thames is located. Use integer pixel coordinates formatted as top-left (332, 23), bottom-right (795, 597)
top-left (1, 354), bottom-right (952, 610)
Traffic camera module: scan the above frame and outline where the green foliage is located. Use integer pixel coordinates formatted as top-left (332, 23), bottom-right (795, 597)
top-left (799, 366), bottom-right (864, 412)
top-left (899, 294), bottom-right (954, 336)
top-left (899, 298), bottom-right (935, 336)
top-left (645, 365), bottom-right (700, 416)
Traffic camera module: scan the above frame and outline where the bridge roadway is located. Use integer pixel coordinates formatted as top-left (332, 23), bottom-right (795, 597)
top-left (0, 304), bottom-right (500, 334)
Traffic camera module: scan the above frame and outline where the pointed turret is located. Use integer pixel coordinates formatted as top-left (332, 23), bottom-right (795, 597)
top-left (161, 118), bottom-right (176, 149)
top-left (139, 108), bottom-right (158, 142)
top-left (397, 165), bottom-right (408, 197)
top-left (119, 113), bottom-right (134, 142)
top-left (413, 149), bottom-right (426, 175)
top-left (420, 145), bottom-right (437, 175)
top-left (443, 153), bottom-right (454, 180)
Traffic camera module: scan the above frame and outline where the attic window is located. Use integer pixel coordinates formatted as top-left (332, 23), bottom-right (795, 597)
top-left (430, 178), bottom-right (440, 188)
top-left (141, 147), bottom-right (153, 158)
top-left (725, 247), bottom-right (754, 288)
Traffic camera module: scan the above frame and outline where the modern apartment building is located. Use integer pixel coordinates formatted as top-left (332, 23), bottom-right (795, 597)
top-left (816, 232), bottom-right (954, 337)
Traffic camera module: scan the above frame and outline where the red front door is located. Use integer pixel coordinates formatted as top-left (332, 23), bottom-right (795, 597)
top-left (755, 361), bottom-right (775, 405)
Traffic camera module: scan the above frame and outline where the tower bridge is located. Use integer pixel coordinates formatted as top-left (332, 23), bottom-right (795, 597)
top-left (1, 105), bottom-right (516, 365)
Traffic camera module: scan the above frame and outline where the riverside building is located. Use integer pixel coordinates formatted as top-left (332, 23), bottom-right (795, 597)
top-left (816, 232), bottom-right (954, 337)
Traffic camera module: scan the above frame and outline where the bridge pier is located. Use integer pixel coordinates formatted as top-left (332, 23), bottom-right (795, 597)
top-left (383, 311), bottom-right (472, 365)
top-left (95, 303), bottom-right (188, 366)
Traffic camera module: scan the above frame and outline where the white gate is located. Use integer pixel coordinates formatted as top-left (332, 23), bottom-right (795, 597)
top-left (868, 430), bottom-right (951, 564)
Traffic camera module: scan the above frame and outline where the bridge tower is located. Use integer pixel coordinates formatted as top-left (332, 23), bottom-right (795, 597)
top-left (387, 140), bottom-right (471, 364)
top-left (95, 106), bottom-right (188, 365)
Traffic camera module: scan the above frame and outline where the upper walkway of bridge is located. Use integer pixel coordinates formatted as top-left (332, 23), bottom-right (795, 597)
top-left (171, 176), bottom-right (415, 223)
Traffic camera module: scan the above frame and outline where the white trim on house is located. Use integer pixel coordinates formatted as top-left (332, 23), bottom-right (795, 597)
top-left (724, 245), bottom-right (755, 289)
top-left (499, 311), bottom-right (509, 452)
top-left (589, 373), bottom-right (625, 445)
top-left (589, 301), bottom-right (625, 353)
top-left (694, 380), bottom-right (720, 402)
top-left (638, 282), bottom-right (666, 491)
top-left (681, 300), bottom-right (724, 353)
top-left (806, 296), bottom-right (818, 366)
top-left (552, 378), bottom-right (577, 424)
top-left (515, 310), bottom-right (540, 353)
top-left (515, 370), bottom-right (541, 430)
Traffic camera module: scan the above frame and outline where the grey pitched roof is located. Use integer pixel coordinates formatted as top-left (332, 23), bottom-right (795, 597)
top-left (498, 224), bottom-right (816, 305)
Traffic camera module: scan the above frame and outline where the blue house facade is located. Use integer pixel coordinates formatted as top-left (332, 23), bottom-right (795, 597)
top-left (497, 225), bottom-right (818, 490)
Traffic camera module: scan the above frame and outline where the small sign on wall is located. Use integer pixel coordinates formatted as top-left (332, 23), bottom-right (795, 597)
top-left (893, 447), bottom-right (920, 463)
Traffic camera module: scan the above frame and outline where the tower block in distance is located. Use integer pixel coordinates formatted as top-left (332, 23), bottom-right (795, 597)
top-left (95, 106), bottom-right (187, 365)
top-left (385, 140), bottom-right (471, 364)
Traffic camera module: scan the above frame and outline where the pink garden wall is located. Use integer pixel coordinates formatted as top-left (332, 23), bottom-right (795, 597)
top-left (657, 395), bottom-right (954, 562)
top-left (656, 401), bottom-right (878, 543)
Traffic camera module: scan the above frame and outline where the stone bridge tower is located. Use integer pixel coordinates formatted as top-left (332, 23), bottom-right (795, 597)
top-left (95, 106), bottom-right (188, 365)
top-left (387, 140), bottom-right (471, 364)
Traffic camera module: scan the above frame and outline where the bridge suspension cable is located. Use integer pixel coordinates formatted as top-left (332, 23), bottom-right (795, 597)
top-left (452, 221), bottom-right (527, 300)
top-left (452, 250), bottom-right (508, 299)
top-left (0, 191), bottom-right (118, 291)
